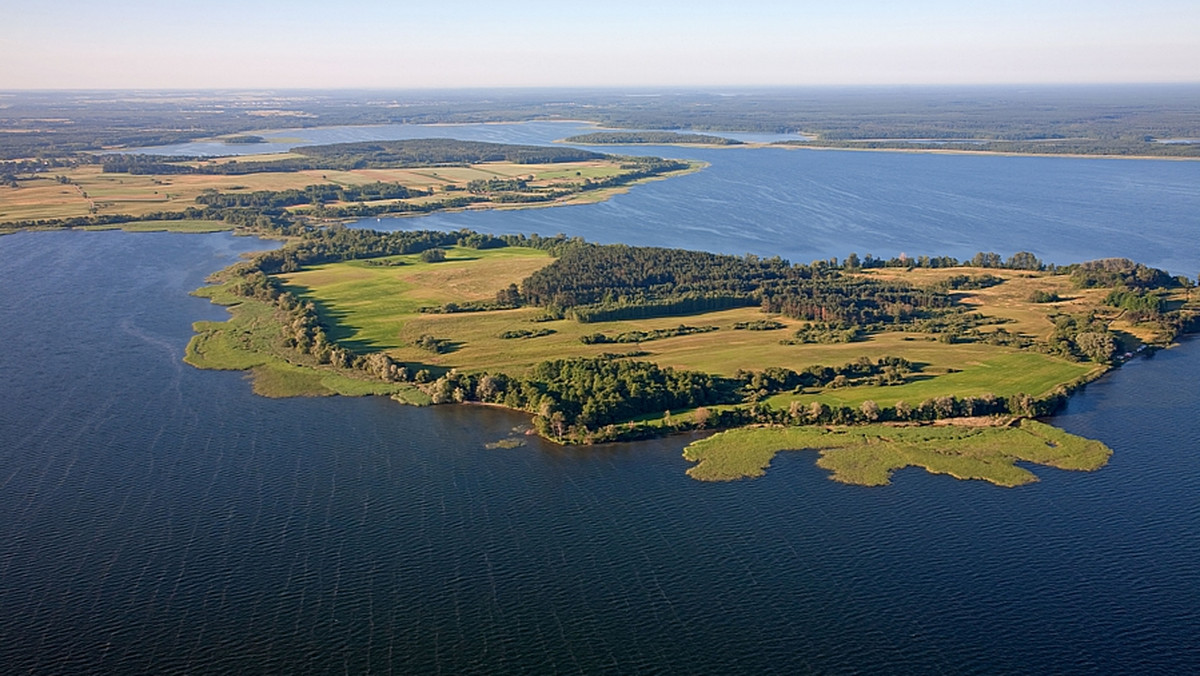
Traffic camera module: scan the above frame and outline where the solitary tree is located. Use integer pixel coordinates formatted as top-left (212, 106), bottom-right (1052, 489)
top-left (860, 400), bottom-right (881, 422)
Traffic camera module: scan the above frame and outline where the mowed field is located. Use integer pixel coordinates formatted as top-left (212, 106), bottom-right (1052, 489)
top-left (280, 248), bottom-right (1098, 405)
top-left (0, 159), bottom-right (637, 222)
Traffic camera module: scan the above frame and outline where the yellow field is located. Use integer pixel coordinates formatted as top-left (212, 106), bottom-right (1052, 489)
top-left (0, 159), bottom-right (639, 222)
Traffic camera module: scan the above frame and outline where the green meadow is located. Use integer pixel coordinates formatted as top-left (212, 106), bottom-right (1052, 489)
top-left (185, 282), bottom-right (429, 403)
top-left (279, 249), bottom-right (1096, 406)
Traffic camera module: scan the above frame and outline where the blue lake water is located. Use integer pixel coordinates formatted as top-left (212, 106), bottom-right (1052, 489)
top-left (137, 120), bottom-right (1200, 275)
top-left (4, 123), bottom-right (1200, 673)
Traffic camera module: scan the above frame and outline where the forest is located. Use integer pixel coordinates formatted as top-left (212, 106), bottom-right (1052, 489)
top-left (518, 243), bottom-right (955, 326)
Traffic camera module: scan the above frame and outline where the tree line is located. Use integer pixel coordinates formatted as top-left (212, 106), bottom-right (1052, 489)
top-left (100, 139), bottom-right (606, 176)
top-left (195, 182), bottom-right (423, 208)
top-left (563, 132), bottom-right (743, 145)
top-left (517, 243), bottom-right (954, 327)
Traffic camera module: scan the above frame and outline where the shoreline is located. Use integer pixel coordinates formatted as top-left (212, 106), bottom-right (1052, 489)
top-left (550, 127), bottom-right (1200, 161)
top-left (774, 142), bottom-right (1200, 162)
top-left (114, 116), bottom-right (1197, 163)
top-left (324, 160), bottom-right (707, 224)
top-left (559, 137), bottom-right (1200, 161)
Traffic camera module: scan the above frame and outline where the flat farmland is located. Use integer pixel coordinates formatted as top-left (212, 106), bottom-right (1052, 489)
top-left (0, 159), bottom-right (641, 223)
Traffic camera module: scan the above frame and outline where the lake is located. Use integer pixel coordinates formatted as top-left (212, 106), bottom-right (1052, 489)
top-left (135, 120), bottom-right (1200, 275)
top-left (3, 123), bottom-right (1199, 673)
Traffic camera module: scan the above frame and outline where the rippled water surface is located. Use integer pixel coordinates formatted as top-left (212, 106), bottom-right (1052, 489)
top-left (4, 126), bottom-right (1200, 673)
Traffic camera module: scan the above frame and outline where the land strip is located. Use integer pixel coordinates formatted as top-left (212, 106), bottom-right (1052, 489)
top-left (0, 139), bottom-right (700, 231)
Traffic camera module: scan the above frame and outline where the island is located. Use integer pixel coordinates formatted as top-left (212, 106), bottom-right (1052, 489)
top-left (0, 139), bottom-right (700, 233)
top-left (183, 226), bottom-right (1198, 486)
top-left (563, 131), bottom-right (744, 146)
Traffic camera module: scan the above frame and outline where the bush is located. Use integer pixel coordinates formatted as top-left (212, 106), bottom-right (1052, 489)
top-left (420, 248), bottom-right (447, 263)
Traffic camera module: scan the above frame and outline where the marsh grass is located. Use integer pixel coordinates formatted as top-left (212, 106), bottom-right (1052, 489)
top-left (682, 420), bottom-right (1111, 485)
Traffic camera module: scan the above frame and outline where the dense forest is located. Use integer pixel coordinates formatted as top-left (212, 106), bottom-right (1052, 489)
top-left (517, 243), bottom-right (955, 326)
top-left (195, 182), bottom-right (422, 209)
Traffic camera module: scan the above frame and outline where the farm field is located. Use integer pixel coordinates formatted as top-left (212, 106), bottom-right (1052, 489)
top-left (0, 159), bottom-right (666, 223)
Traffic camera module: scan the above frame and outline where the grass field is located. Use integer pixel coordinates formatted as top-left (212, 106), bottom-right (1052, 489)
top-left (764, 351), bottom-right (1096, 409)
top-left (682, 419), bottom-right (1112, 485)
top-left (0, 159), bottom-right (674, 223)
top-left (864, 267), bottom-right (1115, 339)
top-left (279, 252), bottom-right (1099, 407)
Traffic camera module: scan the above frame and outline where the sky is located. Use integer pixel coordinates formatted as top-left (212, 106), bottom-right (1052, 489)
top-left (2, 0), bottom-right (1197, 89)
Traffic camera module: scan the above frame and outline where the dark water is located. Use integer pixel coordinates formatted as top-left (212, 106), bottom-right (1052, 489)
top-left (3, 141), bottom-right (1200, 673)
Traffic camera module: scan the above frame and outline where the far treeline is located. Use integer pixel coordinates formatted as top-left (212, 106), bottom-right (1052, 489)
top-left (206, 224), bottom-right (1198, 444)
top-left (563, 132), bottom-right (743, 145)
top-left (3, 87), bottom-right (1199, 160)
top-left (99, 139), bottom-right (606, 175)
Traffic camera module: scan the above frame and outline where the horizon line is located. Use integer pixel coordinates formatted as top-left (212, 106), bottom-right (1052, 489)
top-left (4, 82), bottom-right (1200, 95)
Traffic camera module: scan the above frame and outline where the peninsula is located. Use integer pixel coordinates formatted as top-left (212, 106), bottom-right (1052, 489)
top-left (562, 131), bottom-right (744, 146)
top-left (0, 139), bottom-right (700, 233)
top-left (184, 227), bottom-right (1198, 486)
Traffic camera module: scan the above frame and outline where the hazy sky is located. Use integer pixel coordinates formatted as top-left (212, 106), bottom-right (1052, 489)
top-left (2, 0), bottom-right (1197, 88)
